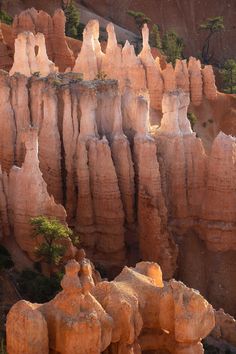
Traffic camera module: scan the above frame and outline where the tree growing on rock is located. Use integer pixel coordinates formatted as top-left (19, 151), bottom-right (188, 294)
top-left (162, 30), bottom-right (184, 64)
top-left (127, 10), bottom-right (184, 63)
top-left (0, 10), bottom-right (13, 25)
top-left (220, 59), bottom-right (236, 94)
top-left (127, 10), bottom-right (151, 35)
top-left (199, 16), bottom-right (224, 64)
top-left (150, 24), bottom-right (163, 51)
top-left (30, 216), bottom-right (78, 274)
top-left (62, 0), bottom-right (80, 39)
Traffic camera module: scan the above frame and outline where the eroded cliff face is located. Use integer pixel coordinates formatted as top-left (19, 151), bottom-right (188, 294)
top-left (6, 259), bottom-right (215, 354)
top-left (1, 18), bottom-right (236, 321)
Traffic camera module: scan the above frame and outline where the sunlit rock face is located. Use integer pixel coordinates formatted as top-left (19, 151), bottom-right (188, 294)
top-left (188, 56), bottom-right (203, 106)
top-left (7, 10), bottom-right (218, 117)
top-left (7, 128), bottom-right (68, 259)
top-left (1, 16), bottom-right (236, 318)
top-left (9, 31), bottom-right (57, 77)
top-left (6, 260), bottom-right (215, 354)
top-left (12, 8), bottom-right (75, 71)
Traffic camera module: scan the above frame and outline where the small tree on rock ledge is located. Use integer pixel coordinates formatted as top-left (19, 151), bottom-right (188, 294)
top-left (62, 0), bottom-right (80, 39)
top-left (199, 16), bottom-right (224, 64)
top-left (30, 216), bottom-right (78, 275)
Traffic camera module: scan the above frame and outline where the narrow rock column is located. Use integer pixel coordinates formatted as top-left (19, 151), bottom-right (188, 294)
top-left (101, 23), bottom-right (123, 88)
top-left (39, 85), bottom-right (63, 204)
top-left (134, 95), bottom-right (177, 278)
top-left (88, 137), bottom-right (125, 268)
top-left (139, 24), bottom-right (164, 112)
top-left (202, 65), bottom-right (217, 100)
top-left (0, 71), bottom-right (16, 172)
top-left (200, 132), bottom-right (236, 251)
top-left (188, 57), bottom-right (203, 106)
top-left (111, 95), bottom-right (136, 245)
top-left (10, 74), bottom-right (31, 166)
top-left (62, 87), bottom-right (79, 220)
top-left (73, 23), bottom-right (98, 80)
top-left (86, 19), bottom-right (104, 72)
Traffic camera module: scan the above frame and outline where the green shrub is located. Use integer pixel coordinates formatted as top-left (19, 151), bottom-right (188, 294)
top-left (0, 337), bottom-right (6, 354)
top-left (150, 24), bottom-right (162, 51)
top-left (220, 59), bottom-right (236, 94)
top-left (77, 23), bottom-right (85, 40)
top-left (187, 112), bottom-right (197, 129)
top-left (63, 1), bottom-right (80, 39)
top-left (162, 30), bottom-right (184, 64)
top-left (94, 71), bottom-right (108, 80)
top-left (30, 216), bottom-right (78, 273)
top-left (127, 10), bottom-right (151, 34)
top-left (127, 9), bottom-right (185, 64)
top-left (0, 10), bottom-right (13, 25)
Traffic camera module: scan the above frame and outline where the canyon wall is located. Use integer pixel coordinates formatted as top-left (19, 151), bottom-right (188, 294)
top-left (1, 18), bottom-right (236, 319)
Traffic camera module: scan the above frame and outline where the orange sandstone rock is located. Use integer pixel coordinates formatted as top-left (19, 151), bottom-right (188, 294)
top-left (202, 65), bottom-right (217, 101)
top-left (13, 8), bottom-right (74, 71)
top-left (6, 260), bottom-right (215, 354)
top-left (7, 128), bottom-right (67, 259)
top-left (188, 56), bottom-right (203, 106)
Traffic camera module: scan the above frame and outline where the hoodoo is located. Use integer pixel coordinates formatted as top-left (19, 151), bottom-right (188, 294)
top-left (1, 3), bottom-right (236, 353)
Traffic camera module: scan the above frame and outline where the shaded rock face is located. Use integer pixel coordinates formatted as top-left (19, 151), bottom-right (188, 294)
top-left (6, 260), bottom-right (215, 354)
top-left (0, 27), bottom-right (12, 71)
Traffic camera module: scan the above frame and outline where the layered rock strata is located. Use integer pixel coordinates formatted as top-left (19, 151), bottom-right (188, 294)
top-left (6, 260), bottom-right (215, 354)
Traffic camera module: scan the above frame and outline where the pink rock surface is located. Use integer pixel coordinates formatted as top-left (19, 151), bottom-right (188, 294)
top-left (13, 8), bottom-right (74, 71)
top-left (7, 260), bottom-right (215, 354)
top-left (188, 57), bottom-right (203, 106)
top-left (7, 128), bottom-right (67, 259)
top-left (0, 71), bottom-right (16, 172)
top-left (1, 19), bottom-right (236, 319)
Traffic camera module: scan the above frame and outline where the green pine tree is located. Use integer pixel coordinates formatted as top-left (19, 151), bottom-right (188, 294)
top-left (220, 59), bottom-right (236, 94)
top-left (199, 16), bottom-right (224, 64)
top-left (63, 0), bottom-right (80, 39)
top-left (127, 10), bottom-right (151, 34)
top-left (30, 216), bottom-right (78, 275)
top-left (150, 24), bottom-right (162, 51)
top-left (0, 10), bottom-right (13, 25)
top-left (162, 30), bottom-right (184, 64)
